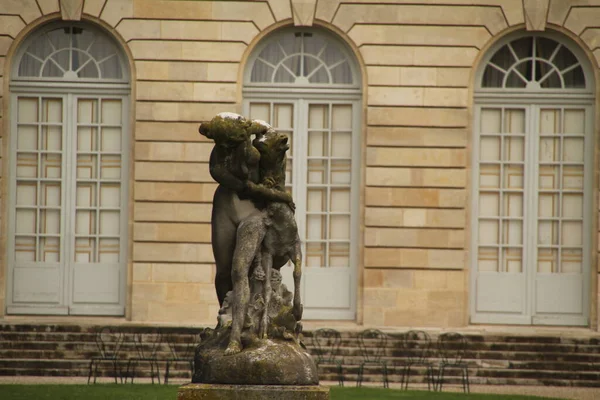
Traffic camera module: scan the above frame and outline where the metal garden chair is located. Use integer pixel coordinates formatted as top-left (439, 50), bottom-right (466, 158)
top-left (124, 330), bottom-right (162, 384)
top-left (435, 332), bottom-right (470, 393)
top-left (87, 326), bottom-right (124, 384)
top-left (398, 330), bottom-right (435, 390)
top-left (311, 328), bottom-right (344, 386)
top-left (164, 332), bottom-right (199, 384)
top-left (356, 329), bottom-right (389, 388)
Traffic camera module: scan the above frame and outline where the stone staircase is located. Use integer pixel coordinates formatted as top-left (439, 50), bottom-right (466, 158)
top-left (1, 323), bottom-right (600, 387)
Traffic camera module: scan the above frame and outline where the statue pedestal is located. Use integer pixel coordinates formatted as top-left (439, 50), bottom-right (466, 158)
top-left (177, 383), bottom-right (330, 400)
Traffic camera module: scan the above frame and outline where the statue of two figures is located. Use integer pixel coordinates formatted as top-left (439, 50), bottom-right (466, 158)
top-left (192, 113), bottom-right (318, 386)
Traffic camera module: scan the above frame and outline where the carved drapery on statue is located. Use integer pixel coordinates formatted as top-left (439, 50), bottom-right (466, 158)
top-left (193, 113), bottom-right (317, 386)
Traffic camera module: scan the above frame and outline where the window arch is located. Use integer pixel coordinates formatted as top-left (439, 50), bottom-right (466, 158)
top-left (13, 23), bottom-right (128, 83)
top-left (243, 27), bottom-right (361, 320)
top-left (7, 21), bottom-right (130, 316)
top-left (471, 31), bottom-right (594, 326)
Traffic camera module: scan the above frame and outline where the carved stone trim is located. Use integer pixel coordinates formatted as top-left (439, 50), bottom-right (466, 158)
top-left (291, 0), bottom-right (317, 27)
top-left (60, 0), bottom-right (84, 21)
top-left (523, 0), bottom-right (550, 31)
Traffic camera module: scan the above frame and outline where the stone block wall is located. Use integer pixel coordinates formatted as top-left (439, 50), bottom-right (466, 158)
top-left (0, 0), bottom-right (598, 329)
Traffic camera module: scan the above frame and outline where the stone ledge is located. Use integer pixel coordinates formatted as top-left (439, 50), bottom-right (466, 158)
top-left (177, 383), bottom-right (330, 400)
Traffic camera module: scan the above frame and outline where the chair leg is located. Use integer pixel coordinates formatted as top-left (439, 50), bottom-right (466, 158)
top-left (155, 361), bottom-right (161, 384)
top-left (165, 361), bottom-right (170, 384)
top-left (93, 361), bottom-right (100, 384)
top-left (87, 360), bottom-right (94, 385)
top-left (404, 365), bottom-right (412, 390)
top-left (356, 364), bottom-right (363, 387)
top-left (382, 363), bottom-right (389, 389)
top-left (112, 360), bottom-right (119, 384)
top-left (438, 365), bottom-right (445, 392)
top-left (464, 367), bottom-right (470, 393)
top-left (337, 363), bottom-right (344, 387)
top-left (426, 365), bottom-right (434, 391)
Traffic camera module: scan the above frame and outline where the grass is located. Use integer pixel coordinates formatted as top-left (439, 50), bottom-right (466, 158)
top-left (0, 384), bottom-right (565, 400)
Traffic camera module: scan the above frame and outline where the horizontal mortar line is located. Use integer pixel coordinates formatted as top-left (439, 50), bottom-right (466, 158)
top-left (359, 42), bottom-right (479, 49)
top-left (350, 21), bottom-right (491, 28)
top-left (365, 245), bottom-right (465, 250)
top-left (366, 205), bottom-right (465, 210)
top-left (366, 144), bottom-right (466, 148)
top-left (366, 165), bottom-right (467, 169)
top-left (367, 124), bottom-right (467, 129)
top-left (133, 240), bottom-right (211, 244)
top-left (365, 225), bottom-right (464, 231)
top-left (368, 104), bottom-right (467, 110)
top-left (134, 180), bottom-right (213, 184)
top-left (133, 200), bottom-right (213, 204)
top-left (339, 2), bottom-right (503, 9)
top-left (132, 260), bottom-right (214, 264)
top-left (136, 79), bottom-right (237, 84)
top-left (364, 145), bottom-right (467, 150)
top-left (134, 160), bottom-right (209, 164)
top-left (135, 100), bottom-right (237, 104)
top-left (364, 265), bottom-right (464, 270)
top-left (366, 124), bottom-right (465, 129)
top-left (368, 84), bottom-right (469, 89)
top-left (132, 58), bottom-right (240, 64)
top-left (366, 186), bottom-right (466, 190)
top-left (120, 17), bottom-right (260, 23)
top-left (128, 38), bottom-right (247, 44)
top-left (364, 63), bottom-right (474, 68)
top-left (135, 221), bottom-right (210, 224)
top-left (133, 220), bottom-right (211, 224)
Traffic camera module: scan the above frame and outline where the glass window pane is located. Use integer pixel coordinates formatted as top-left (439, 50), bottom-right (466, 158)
top-left (308, 132), bottom-right (328, 157)
top-left (564, 109), bottom-right (585, 134)
top-left (330, 215), bottom-right (350, 240)
top-left (307, 188), bottom-right (326, 212)
top-left (307, 215), bottom-right (326, 240)
top-left (306, 242), bottom-right (325, 267)
top-left (15, 236), bottom-right (36, 262)
top-left (16, 209), bottom-right (36, 234)
top-left (100, 155), bottom-right (121, 179)
top-left (16, 183), bottom-right (37, 206)
top-left (538, 221), bottom-right (559, 245)
top-left (307, 160), bottom-right (327, 184)
top-left (478, 247), bottom-right (498, 272)
top-left (76, 210), bottom-right (96, 235)
top-left (562, 249), bottom-right (582, 273)
top-left (100, 184), bottom-right (121, 207)
top-left (249, 103), bottom-right (270, 122)
top-left (40, 209), bottom-right (60, 234)
top-left (101, 127), bottom-right (121, 152)
top-left (538, 248), bottom-right (557, 272)
top-left (329, 243), bottom-right (349, 267)
top-left (505, 109), bottom-right (525, 134)
top-left (42, 98), bottom-right (62, 123)
top-left (78, 127), bottom-right (98, 151)
top-left (99, 238), bottom-right (120, 262)
top-left (41, 126), bottom-right (62, 151)
top-left (17, 126), bottom-right (38, 151)
top-left (330, 160), bottom-right (351, 184)
top-left (77, 155), bottom-right (97, 179)
top-left (75, 238), bottom-right (96, 262)
top-left (504, 248), bottom-right (522, 272)
top-left (78, 99), bottom-right (98, 124)
top-left (330, 189), bottom-right (350, 213)
top-left (41, 183), bottom-right (61, 207)
top-left (309, 105), bottom-right (328, 129)
top-left (538, 193), bottom-right (559, 218)
top-left (77, 183), bottom-right (97, 207)
top-left (101, 100), bottom-right (122, 124)
top-left (562, 221), bottom-right (582, 247)
top-left (479, 164), bottom-right (500, 188)
top-left (100, 211), bottom-right (120, 235)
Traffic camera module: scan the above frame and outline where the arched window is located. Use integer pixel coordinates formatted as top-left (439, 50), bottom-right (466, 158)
top-left (471, 32), bottom-right (594, 326)
top-left (243, 28), bottom-right (361, 320)
top-left (7, 22), bottom-right (130, 316)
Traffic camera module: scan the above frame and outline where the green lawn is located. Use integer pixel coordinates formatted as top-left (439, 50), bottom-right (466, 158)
top-left (0, 385), bottom-right (565, 400)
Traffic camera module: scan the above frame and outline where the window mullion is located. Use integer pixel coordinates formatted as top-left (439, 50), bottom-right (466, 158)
top-left (527, 104), bottom-right (539, 319)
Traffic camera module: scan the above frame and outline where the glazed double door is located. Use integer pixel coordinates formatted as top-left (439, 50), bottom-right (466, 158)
top-left (7, 93), bottom-right (128, 315)
top-left (472, 103), bottom-right (592, 325)
top-left (244, 97), bottom-right (359, 320)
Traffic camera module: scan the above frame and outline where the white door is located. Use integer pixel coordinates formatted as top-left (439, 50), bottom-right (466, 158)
top-left (245, 99), bottom-right (359, 319)
top-left (7, 93), bottom-right (128, 315)
top-left (472, 104), bottom-right (591, 325)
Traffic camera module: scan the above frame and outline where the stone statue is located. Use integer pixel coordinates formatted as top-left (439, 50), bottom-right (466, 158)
top-left (193, 113), bottom-right (317, 386)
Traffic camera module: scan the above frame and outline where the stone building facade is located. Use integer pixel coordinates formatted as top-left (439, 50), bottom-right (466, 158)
top-left (0, 0), bottom-right (599, 331)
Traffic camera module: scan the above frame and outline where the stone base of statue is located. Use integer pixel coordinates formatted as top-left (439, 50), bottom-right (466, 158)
top-left (192, 269), bottom-right (318, 386)
top-left (178, 384), bottom-right (330, 400)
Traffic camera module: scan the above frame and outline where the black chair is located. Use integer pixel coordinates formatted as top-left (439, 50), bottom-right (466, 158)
top-left (311, 328), bottom-right (344, 386)
top-left (87, 326), bottom-right (124, 384)
top-left (435, 332), bottom-right (470, 393)
top-left (398, 330), bottom-right (435, 390)
top-left (164, 332), bottom-right (198, 384)
top-left (356, 329), bottom-right (389, 388)
top-left (125, 330), bottom-right (162, 384)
